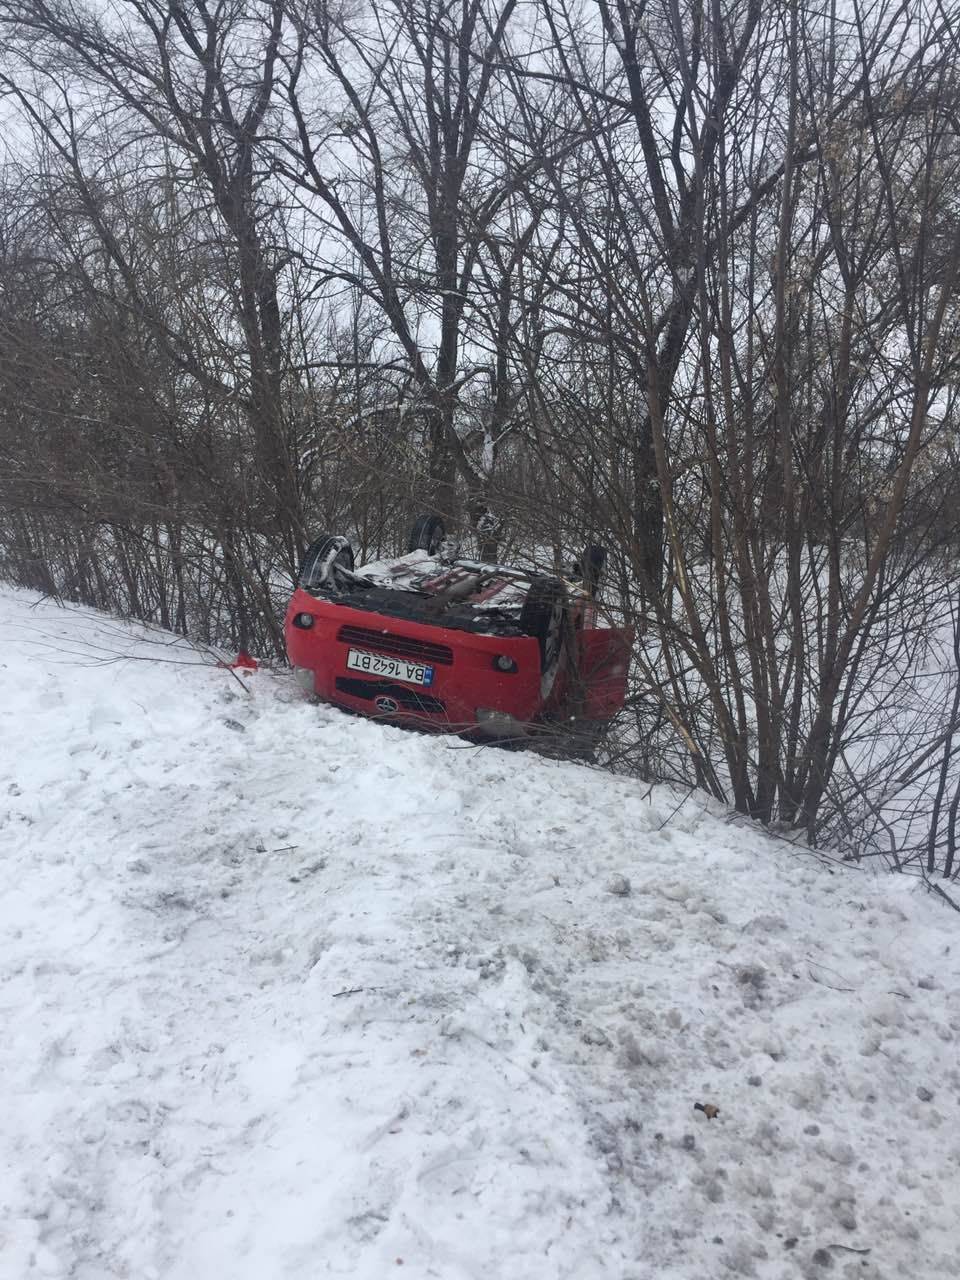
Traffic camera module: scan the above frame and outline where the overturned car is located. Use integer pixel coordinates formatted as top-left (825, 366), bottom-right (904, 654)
top-left (284, 516), bottom-right (632, 744)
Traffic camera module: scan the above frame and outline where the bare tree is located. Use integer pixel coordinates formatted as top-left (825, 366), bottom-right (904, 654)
top-left (2, 0), bottom-right (306, 564)
top-left (275, 0), bottom-right (527, 532)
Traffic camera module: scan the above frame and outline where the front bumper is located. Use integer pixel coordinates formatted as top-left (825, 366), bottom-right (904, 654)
top-left (285, 589), bottom-right (544, 730)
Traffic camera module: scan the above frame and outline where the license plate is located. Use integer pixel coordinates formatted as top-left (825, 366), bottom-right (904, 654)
top-left (346, 648), bottom-right (434, 686)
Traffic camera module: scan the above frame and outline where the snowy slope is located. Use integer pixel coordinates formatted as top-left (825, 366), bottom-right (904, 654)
top-left (1, 587), bottom-right (958, 1280)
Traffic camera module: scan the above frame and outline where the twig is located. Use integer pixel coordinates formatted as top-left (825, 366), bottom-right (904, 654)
top-left (28, 591), bottom-right (63, 610)
top-left (332, 986), bottom-right (366, 998)
top-left (727, 815), bottom-right (863, 871)
top-left (925, 877), bottom-right (960, 914)
top-left (657, 786), bottom-right (697, 830)
top-left (807, 959), bottom-right (856, 993)
top-left (462, 1027), bottom-right (555, 1094)
top-left (220, 662), bottom-right (254, 695)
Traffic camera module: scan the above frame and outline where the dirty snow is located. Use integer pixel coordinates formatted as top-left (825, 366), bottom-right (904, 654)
top-left (1, 587), bottom-right (958, 1280)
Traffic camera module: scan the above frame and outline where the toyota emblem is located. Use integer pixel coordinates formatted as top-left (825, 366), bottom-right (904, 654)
top-left (374, 695), bottom-right (399, 713)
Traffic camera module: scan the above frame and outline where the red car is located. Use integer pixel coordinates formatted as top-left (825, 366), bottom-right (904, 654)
top-left (285, 516), bottom-right (632, 744)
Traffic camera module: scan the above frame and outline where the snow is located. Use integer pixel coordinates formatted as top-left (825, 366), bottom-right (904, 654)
top-left (1, 586), bottom-right (959, 1280)
top-left (349, 549), bottom-right (532, 613)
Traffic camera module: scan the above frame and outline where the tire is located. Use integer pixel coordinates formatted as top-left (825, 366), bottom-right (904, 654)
top-left (299, 534), bottom-right (354, 592)
top-left (519, 576), bottom-right (569, 699)
top-left (407, 514), bottom-right (446, 556)
top-left (577, 545), bottom-right (606, 597)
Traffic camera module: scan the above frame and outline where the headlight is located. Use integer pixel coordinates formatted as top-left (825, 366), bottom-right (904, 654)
top-left (293, 612), bottom-right (315, 629)
top-left (493, 654), bottom-right (518, 672)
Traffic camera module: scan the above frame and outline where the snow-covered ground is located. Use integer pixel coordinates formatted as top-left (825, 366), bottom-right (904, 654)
top-left (1, 587), bottom-right (958, 1280)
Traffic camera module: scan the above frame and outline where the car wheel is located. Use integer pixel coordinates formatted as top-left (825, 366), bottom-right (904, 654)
top-left (519, 576), bottom-right (569, 699)
top-left (578, 545), bottom-right (606, 597)
top-left (408, 514), bottom-right (446, 556)
top-left (299, 534), bottom-right (355, 592)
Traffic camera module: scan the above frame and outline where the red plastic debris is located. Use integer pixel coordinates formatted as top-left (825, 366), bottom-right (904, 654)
top-left (217, 651), bottom-right (259, 671)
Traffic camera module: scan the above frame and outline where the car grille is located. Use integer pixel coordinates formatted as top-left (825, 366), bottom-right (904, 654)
top-left (336, 624), bottom-right (453, 666)
top-left (335, 677), bottom-right (446, 714)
